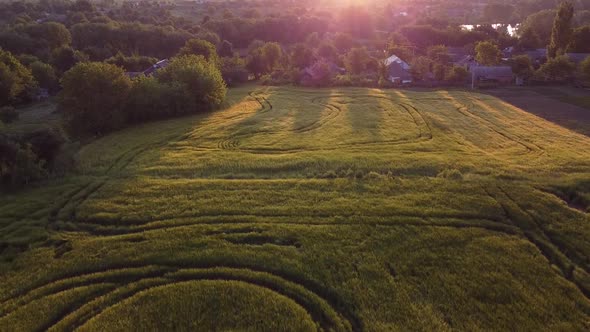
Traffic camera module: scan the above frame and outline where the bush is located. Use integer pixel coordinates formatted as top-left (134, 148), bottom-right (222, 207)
top-left (0, 106), bottom-right (19, 123)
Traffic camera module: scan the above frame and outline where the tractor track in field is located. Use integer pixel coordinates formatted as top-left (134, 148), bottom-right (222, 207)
top-left (60, 214), bottom-right (519, 238)
top-left (0, 264), bottom-right (360, 331)
top-left (454, 100), bottom-right (545, 157)
top-left (214, 93), bottom-right (433, 153)
top-left (489, 186), bottom-right (590, 299)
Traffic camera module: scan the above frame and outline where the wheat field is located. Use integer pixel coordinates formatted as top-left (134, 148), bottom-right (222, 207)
top-left (1, 86), bottom-right (589, 331)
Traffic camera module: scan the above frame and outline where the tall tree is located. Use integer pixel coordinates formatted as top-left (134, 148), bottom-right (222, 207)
top-left (0, 49), bottom-right (36, 106)
top-left (475, 41), bottom-right (501, 66)
top-left (59, 62), bottom-right (131, 136)
top-left (178, 39), bottom-right (219, 66)
top-left (261, 42), bottom-right (282, 73)
top-left (548, 1), bottom-right (574, 58)
top-left (344, 47), bottom-right (370, 75)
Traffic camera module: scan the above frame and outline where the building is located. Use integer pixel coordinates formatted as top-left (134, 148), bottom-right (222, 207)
top-left (470, 66), bottom-right (513, 88)
top-left (383, 55), bottom-right (412, 84)
top-left (126, 59), bottom-right (170, 78)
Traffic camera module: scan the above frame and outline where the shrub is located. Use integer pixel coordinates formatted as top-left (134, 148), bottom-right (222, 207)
top-left (0, 106), bottom-right (19, 123)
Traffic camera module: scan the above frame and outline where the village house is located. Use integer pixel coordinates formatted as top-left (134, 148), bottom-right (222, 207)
top-left (126, 59), bottom-right (170, 78)
top-left (382, 54), bottom-right (412, 84)
top-left (470, 66), bottom-right (513, 88)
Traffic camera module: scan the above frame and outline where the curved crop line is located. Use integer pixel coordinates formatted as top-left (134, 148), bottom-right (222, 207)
top-left (454, 101), bottom-right (545, 156)
top-left (0, 265), bottom-right (359, 331)
top-left (215, 93), bottom-right (434, 153)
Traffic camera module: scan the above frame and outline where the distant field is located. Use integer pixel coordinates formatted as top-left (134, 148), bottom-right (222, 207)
top-left (1, 86), bottom-right (590, 331)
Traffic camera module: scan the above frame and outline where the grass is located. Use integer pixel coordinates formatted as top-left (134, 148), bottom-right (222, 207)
top-left (1, 85), bottom-right (590, 330)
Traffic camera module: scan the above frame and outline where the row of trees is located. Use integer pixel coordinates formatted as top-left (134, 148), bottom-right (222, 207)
top-left (59, 54), bottom-right (226, 137)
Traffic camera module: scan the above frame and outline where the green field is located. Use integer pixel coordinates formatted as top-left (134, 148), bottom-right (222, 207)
top-left (1, 86), bottom-right (590, 331)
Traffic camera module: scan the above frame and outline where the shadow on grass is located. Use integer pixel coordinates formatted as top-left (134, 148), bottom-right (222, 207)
top-left (481, 86), bottom-right (590, 137)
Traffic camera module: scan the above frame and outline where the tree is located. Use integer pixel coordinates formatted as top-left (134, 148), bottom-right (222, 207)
top-left (510, 55), bottom-right (534, 78)
top-left (344, 47), bottom-right (370, 75)
top-left (26, 22), bottom-right (71, 50)
top-left (195, 31), bottom-right (221, 46)
top-left (157, 55), bottom-right (227, 112)
top-left (178, 39), bottom-right (219, 66)
top-left (475, 41), bottom-right (501, 66)
top-left (568, 26), bottom-right (590, 53)
top-left (518, 26), bottom-right (542, 50)
top-left (59, 62), bottom-right (132, 136)
top-left (580, 56), bottom-right (590, 81)
top-left (105, 53), bottom-right (157, 72)
top-left (50, 46), bottom-right (88, 73)
top-left (220, 56), bottom-right (248, 86)
top-left (246, 49), bottom-right (265, 78)
top-left (427, 45), bottom-right (450, 64)
top-left (483, 4), bottom-right (516, 23)
top-left (219, 40), bottom-right (234, 57)
top-left (261, 42), bottom-right (282, 72)
top-left (305, 32), bottom-right (321, 48)
top-left (410, 56), bottom-right (432, 81)
top-left (548, 1), bottom-right (574, 58)
top-left (290, 43), bottom-right (314, 69)
top-left (29, 61), bottom-right (57, 91)
top-left (333, 32), bottom-right (354, 52)
top-left (536, 55), bottom-right (576, 81)
top-left (125, 75), bottom-right (168, 122)
top-left (0, 49), bottom-right (36, 106)
top-left (520, 9), bottom-right (556, 44)
top-left (445, 66), bottom-right (469, 83)
top-left (317, 41), bottom-right (337, 60)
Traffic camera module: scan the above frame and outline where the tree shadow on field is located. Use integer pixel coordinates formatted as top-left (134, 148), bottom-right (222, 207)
top-left (481, 87), bottom-right (590, 137)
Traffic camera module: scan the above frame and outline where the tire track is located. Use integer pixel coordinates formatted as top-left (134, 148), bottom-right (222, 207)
top-left (0, 265), bottom-right (359, 331)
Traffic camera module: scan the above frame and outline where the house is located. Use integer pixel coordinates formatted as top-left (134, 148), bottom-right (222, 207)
top-left (470, 66), bottom-right (513, 88)
top-left (300, 60), bottom-right (344, 86)
top-left (383, 55), bottom-right (412, 84)
top-left (126, 59), bottom-right (170, 78)
top-left (447, 47), bottom-right (469, 63)
top-left (143, 59), bottom-right (170, 76)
